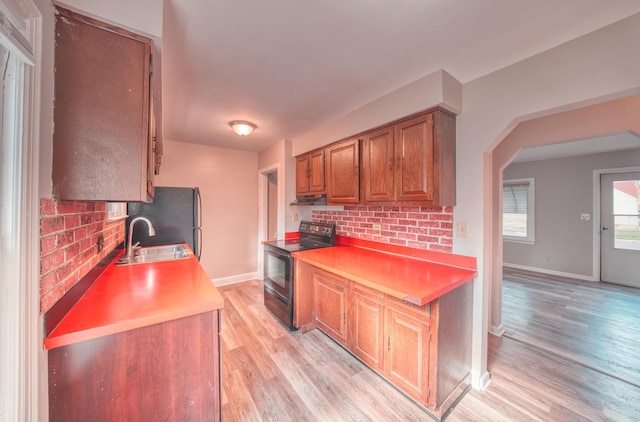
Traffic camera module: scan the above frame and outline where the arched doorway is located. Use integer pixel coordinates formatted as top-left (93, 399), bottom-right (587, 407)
top-left (487, 94), bottom-right (640, 336)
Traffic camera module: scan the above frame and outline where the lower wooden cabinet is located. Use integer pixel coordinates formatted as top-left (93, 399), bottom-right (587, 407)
top-left (303, 263), bottom-right (471, 420)
top-left (350, 284), bottom-right (385, 371)
top-left (384, 303), bottom-right (431, 405)
top-left (313, 268), bottom-right (349, 346)
top-left (48, 311), bottom-right (221, 421)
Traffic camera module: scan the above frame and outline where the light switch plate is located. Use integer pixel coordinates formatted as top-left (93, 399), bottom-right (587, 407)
top-left (457, 222), bottom-right (468, 238)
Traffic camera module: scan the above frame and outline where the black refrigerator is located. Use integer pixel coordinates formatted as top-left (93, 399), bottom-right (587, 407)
top-left (127, 186), bottom-right (202, 260)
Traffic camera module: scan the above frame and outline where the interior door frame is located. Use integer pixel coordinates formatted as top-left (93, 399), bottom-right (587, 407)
top-left (592, 165), bottom-right (640, 282)
top-left (257, 163), bottom-right (284, 280)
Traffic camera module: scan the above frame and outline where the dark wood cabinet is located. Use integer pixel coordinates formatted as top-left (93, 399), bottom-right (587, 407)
top-left (313, 267), bottom-right (349, 346)
top-left (52, 7), bottom-right (160, 202)
top-left (326, 138), bottom-right (360, 204)
top-left (362, 108), bottom-right (456, 205)
top-left (296, 149), bottom-right (325, 195)
top-left (48, 310), bottom-right (221, 421)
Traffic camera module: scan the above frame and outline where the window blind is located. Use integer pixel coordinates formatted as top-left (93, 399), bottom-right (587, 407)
top-left (503, 182), bottom-right (529, 214)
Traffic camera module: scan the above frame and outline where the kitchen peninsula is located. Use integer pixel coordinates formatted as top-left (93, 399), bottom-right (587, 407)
top-left (293, 238), bottom-right (476, 420)
top-left (44, 245), bottom-right (223, 421)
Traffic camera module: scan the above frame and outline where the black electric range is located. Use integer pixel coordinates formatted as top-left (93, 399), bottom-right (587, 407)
top-left (263, 221), bottom-right (336, 329)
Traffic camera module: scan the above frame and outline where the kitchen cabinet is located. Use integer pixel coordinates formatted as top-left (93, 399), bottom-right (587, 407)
top-left (361, 108), bottom-right (456, 205)
top-left (313, 267), bottom-right (349, 346)
top-left (296, 149), bottom-right (325, 195)
top-left (48, 310), bottom-right (221, 421)
top-left (384, 301), bottom-right (431, 405)
top-left (298, 256), bottom-right (472, 420)
top-left (52, 7), bottom-right (160, 202)
top-left (361, 126), bottom-right (395, 202)
top-left (326, 138), bottom-right (360, 204)
top-left (350, 283), bottom-right (385, 371)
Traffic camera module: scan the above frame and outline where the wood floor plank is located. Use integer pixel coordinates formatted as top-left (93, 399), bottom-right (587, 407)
top-left (218, 278), bottom-right (640, 421)
top-left (502, 267), bottom-right (640, 388)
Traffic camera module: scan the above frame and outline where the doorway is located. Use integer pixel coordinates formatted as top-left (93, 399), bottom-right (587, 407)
top-left (600, 171), bottom-right (640, 287)
top-left (257, 164), bottom-right (284, 279)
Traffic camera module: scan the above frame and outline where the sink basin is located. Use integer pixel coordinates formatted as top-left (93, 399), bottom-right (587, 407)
top-left (116, 244), bottom-right (189, 265)
top-left (134, 244), bottom-right (188, 256)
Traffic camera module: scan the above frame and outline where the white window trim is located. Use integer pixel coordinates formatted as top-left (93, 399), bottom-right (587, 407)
top-left (107, 202), bottom-right (128, 221)
top-left (503, 177), bottom-right (535, 244)
top-left (0, 1), bottom-right (42, 420)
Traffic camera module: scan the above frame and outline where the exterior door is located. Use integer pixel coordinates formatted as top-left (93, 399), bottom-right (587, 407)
top-left (600, 172), bottom-right (640, 287)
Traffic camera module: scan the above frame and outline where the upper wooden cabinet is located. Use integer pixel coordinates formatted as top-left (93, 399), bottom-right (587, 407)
top-left (295, 149), bottom-right (325, 195)
top-left (52, 7), bottom-right (160, 202)
top-left (297, 107), bottom-right (455, 207)
top-left (362, 108), bottom-right (456, 206)
top-left (326, 138), bottom-right (360, 204)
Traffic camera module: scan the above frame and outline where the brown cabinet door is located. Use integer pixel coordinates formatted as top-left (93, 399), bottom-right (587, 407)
top-left (296, 150), bottom-right (325, 194)
top-left (384, 304), bottom-right (431, 404)
top-left (394, 112), bottom-right (435, 202)
top-left (308, 149), bottom-right (326, 193)
top-left (313, 269), bottom-right (348, 346)
top-left (362, 127), bottom-right (395, 202)
top-left (52, 8), bottom-right (153, 202)
top-left (326, 138), bottom-right (360, 204)
top-left (296, 154), bottom-right (310, 194)
top-left (350, 284), bottom-right (385, 371)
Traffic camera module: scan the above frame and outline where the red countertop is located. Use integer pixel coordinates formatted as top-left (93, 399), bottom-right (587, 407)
top-left (292, 244), bottom-right (477, 306)
top-left (44, 245), bottom-right (224, 350)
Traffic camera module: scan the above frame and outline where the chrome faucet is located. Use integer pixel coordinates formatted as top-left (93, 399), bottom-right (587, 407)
top-left (127, 217), bottom-right (156, 259)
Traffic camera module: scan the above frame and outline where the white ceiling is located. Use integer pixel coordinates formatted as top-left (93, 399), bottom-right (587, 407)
top-left (512, 133), bottom-right (640, 163)
top-left (161, 0), bottom-right (640, 153)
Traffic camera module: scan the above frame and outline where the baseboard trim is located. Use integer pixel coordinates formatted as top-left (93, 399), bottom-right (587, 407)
top-left (212, 272), bottom-right (258, 287)
top-left (489, 324), bottom-right (505, 337)
top-left (472, 370), bottom-right (492, 391)
top-left (503, 263), bottom-right (596, 282)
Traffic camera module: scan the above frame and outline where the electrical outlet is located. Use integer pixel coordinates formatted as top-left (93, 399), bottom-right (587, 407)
top-left (457, 222), bottom-right (468, 238)
top-left (580, 213), bottom-right (590, 221)
top-left (292, 212), bottom-right (299, 221)
top-left (372, 223), bottom-right (381, 231)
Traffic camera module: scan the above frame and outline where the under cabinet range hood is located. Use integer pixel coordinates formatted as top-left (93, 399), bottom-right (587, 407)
top-left (290, 194), bottom-right (327, 206)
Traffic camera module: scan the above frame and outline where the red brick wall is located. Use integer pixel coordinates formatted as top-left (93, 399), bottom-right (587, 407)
top-left (312, 205), bottom-right (453, 253)
top-left (40, 199), bottom-right (125, 313)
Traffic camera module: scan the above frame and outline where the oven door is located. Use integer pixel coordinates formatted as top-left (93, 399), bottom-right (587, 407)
top-left (263, 244), bottom-right (294, 329)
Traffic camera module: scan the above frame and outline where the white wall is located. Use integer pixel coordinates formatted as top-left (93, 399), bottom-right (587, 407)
top-left (258, 139), bottom-right (312, 233)
top-left (503, 148), bottom-right (640, 278)
top-left (156, 140), bottom-right (259, 280)
top-left (460, 13), bottom-right (640, 387)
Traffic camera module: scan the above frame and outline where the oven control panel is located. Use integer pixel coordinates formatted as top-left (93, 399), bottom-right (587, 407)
top-left (299, 221), bottom-right (336, 246)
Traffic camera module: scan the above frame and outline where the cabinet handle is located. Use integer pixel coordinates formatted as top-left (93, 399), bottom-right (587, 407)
top-left (388, 158), bottom-right (393, 170)
top-left (354, 165), bottom-right (359, 177)
top-left (395, 157), bottom-right (401, 169)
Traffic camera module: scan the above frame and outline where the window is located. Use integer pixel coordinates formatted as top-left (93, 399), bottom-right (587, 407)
top-left (107, 202), bottom-right (127, 221)
top-left (503, 178), bottom-right (535, 243)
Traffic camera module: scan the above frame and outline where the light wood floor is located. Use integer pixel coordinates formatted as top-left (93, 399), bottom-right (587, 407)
top-left (219, 279), bottom-right (640, 421)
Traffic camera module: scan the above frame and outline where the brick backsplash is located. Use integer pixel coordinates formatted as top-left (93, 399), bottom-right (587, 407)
top-left (312, 205), bottom-right (453, 253)
top-left (40, 199), bottom-right (125, 314)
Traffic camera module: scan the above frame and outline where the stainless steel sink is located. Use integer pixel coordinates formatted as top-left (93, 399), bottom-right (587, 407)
top-left (116, 244), bottom-right (189, 265)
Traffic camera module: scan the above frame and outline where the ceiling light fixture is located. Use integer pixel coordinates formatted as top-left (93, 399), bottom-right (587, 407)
top-left (229, 120), bottom-right (257, 136)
